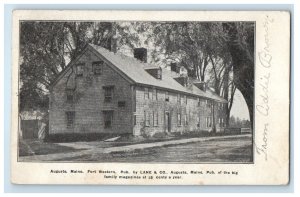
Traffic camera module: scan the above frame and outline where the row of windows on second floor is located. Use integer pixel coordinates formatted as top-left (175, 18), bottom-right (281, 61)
top-left (65, 85), bottom-right (227, 112)
top-left (65, 85), bottom-right (126, 108)
top-left (142, 87), bottom-right (227, 110)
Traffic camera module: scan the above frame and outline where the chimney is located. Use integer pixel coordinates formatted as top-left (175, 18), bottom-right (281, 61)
top-left (134, 48), bottom-right (147, 63)
top-left (110, 23), bottom-right (117, 53)
top-left (193, 81), bottom-right (207, 92)
top-left (104, 22), bottom-right (117, 53)
top-left (170, 62), bottom-right (178, 73)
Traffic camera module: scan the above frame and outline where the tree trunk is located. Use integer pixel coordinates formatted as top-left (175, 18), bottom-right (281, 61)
top-left (228, 84), bottom-right (236, 126)
top-left (223, 65), bottom-right (230, 126)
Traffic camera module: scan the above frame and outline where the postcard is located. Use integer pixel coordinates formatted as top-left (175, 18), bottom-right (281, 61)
top-left (11, 10), bottom-right (290, 185)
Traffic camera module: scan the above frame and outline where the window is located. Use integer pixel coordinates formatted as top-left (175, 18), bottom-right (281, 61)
top-left (165, 92), bottom-right (169, 102)
top-left (219, 118), bottom-right (221, 125)
top-left (144, 87), bottom-right (149, 99)
top-left (181, 95), bottom-right (185, 105)
top-left (118, 101), bottom-right (126, 107)
top-left (103, 86), bottom-right (114, 102)
top-left (65, 111), bottom-right (75, 127)
top-left (197, 116), bottom-right (200, 127)
top-left (133, 114), bottom-right (137, 126)
top-left (177, 112), bottom-right (182, 126)
top-left (184, 114), bottom-right (188, 126)
top-left (149, 89), bottom-right (153, 100)
top-left (153, 89), bottom-right (157, 100)
top-left (144, 111), bottom-right (150, 127)
top-left (76, 63), bottom-right (84, 76)
top-left (206, 100), bottom-right (211, 108)
top-left (206, 117), bottom-right (212, 128)
top-left (103, 111), bottom-right (113, 128)
top-left (92, 61), bottom-right (103, 75)
top-left (153, 111), bottom-right (158, 127)
top-left (198, 98), bottom-right (201, 107)
top-left (66, 89), bottom-right (74, 102)
top-left (221, 118), bottom-right (225, 127)
top-left (177, 94), bottom-right (180, 104)
top-left (184, 95), bottom-right (188, 105)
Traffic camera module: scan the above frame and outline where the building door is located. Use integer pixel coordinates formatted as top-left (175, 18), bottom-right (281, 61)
top-left (165, 112), bottom-right (171, 133)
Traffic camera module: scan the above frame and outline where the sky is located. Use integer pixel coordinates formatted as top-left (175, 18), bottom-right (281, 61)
top-left (230, 89), bottom-right (250, 120)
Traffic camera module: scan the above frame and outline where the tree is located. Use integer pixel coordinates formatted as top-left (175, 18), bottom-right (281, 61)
top-left (223, 22), bottom-right (254, 127)
top-left (229, 116), bottom-right (236, 126)
top-left (148, 22), bottom-right (215, 81)
top-left (20, 22), bottom-right (68, 111)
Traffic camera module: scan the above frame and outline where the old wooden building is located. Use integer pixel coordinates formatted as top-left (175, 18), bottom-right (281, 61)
top-left (49, 44), bottom-right (227, 137)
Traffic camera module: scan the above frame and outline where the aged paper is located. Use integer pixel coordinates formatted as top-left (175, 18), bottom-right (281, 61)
top-left (11, 10), bottom-right (290, 185)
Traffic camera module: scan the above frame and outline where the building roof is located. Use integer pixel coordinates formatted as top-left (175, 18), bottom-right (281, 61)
top-left (89, 44), bottom-right (226, 102)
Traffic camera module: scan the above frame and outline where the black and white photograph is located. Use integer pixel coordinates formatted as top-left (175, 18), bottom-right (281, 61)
top-left (18, 20), bottom-right (254, 163)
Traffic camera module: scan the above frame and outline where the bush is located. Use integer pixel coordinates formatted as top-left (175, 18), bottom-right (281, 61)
top-left (224, 128), bottom-right (242, 135)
